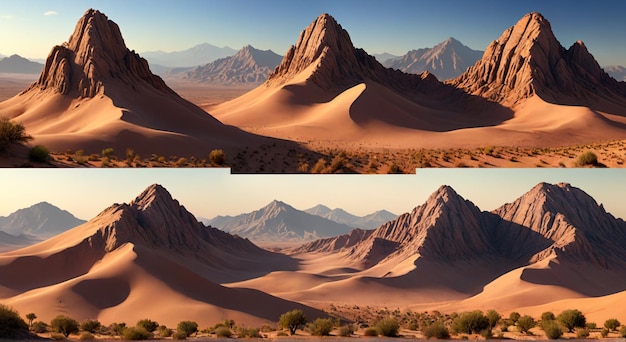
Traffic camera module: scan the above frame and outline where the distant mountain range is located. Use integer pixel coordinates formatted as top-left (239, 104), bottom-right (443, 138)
top-left (605, 65), bottom-right (626, 81)
top-left (304, 204), bottom-right (396, 229)
top-left (0, 202), bottom-right (85, 238)
top-left (141, 43), bottom-right (237, 68)
top-left (383, 37), bottom-right (484, 80)
top-left (0, 54), bottom-right (44, 74)
top-left (185, 45), bottom-right (282, 85)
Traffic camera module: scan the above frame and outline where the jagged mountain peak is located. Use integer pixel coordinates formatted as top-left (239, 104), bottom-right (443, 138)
top-left (130, 184), bottom-right (176, 211)
top-left (31, 8), bottom-right (172, 98)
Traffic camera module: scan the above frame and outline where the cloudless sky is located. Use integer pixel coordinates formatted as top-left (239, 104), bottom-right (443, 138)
top-left (0, 0), bottom-right (624, 66)
top-left (0, 169), bottom-right (625, 223)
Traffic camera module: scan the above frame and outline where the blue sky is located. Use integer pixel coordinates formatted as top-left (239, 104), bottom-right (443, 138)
top-left (0, 169), bottom-right (624, 222)
top-left (0, 0), bottom-right (625, 66)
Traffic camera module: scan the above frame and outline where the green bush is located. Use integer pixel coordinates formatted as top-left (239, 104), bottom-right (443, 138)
top-left (605, 318), bottom-right (621, 331)
top-left (485, 310), bottom-right (501, 329)
top-left (517, 315), bottom-right (536, 334)
top-left (601, 327), bottom-right (609, 337)
top-left (338, 325), bottom-right (354, 337)
top-left (176, 321), bottom-right (198, 337)
top-left (28, 145), bottom-right (49, 162)
top-left (209, 149), bottom-right (226, 166)
top-left (541, 312), bottom-right (555, 323)
top-left (109, 322), bottom-right (126, 336)
top-left (79, 332), bottom-right (95, 340)
top-left (172, 331), bottom-right (187, 340)
top-left (51, 315), bottom-right (79, 337)
top-left (575, 151), bottom-right (598, 166)
top-left (375, 317), bottom-right (400, 337)
top-left (215, 327), bottom-right (232, 337)
top-left (363, 327), bottom-right (378, 336)
top-left (557, 309), bottom-right (586, 333)
top-left (122, 327), bottom-right (151, 340)
top-left (0, 117), bottom-right (32, 151)
top-left (278, 309), bottom-right (307, 335)
top-left (32, 321), bottom-right (48, 333)
top-left (0, 304), bottom-right (29, 338)
top-left (586, 322), bottom-right (597, 329)
top-left (307, 318), bottom-right (333, 336)
top-left (509, 312), bottom-right (521, 323)
top-left (423, 322), bottom-right (450, 339)
top-left (80, 320), bottom-right (101, 334)
top-left (158, 325), bottom-right (172, 338)
top-left (543, 321), bottom-right (563, 339)
top-left (239, 327), bottom-right (261, 338)
top-left (451, 311), bottom-right (489, 335)
top-left (136, 319), bottom-right (158, 332)
top-left (101, 147), bottom-right (115, 158)
top-left (575, 327), bottom-right (589, 338)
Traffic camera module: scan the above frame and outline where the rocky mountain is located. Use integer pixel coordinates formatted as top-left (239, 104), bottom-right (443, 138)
top-left (0, 231), bottom-right (38, 252)
top-left (450, 12), bottom-right (626, 107)
top-left (372, 52), bottom-right (399, 63)
top-left (384, 37), bottom-right (483, 80)
top-left (185, 45), bottom-right (282, 84)
top-left (141, 43), bottom-right (237, 68)
top-left (304, 204), bottom-right (397, 229)
top-left (207, 200), bottom-right (354, 243)
top-left (0, 202), bottom-right (85, 238)
top-left (0, 55), bottom-right (44, 74)
top-left (605, 65), bottom-right (626, 82)
top-left (0, 184), bottom-right (324, 325)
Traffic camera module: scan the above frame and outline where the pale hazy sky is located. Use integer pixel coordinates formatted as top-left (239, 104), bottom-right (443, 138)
top-left (0, 169), bottom-right (624, 222)
top-left (0, 0), bottom-right (624, 66)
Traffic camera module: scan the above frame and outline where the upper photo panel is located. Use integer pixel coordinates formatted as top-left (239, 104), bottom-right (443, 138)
top-left (1, 0), bottom-right (625, 173)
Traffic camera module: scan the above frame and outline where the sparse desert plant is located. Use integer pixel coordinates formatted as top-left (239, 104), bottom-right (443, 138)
top-left (375, 317), bottom-right (400, 337)
top-left (338, 325), bottom-right (354, 337)
top-left (80, 332), bottom-right (95, 340)
top-left (158, 325), bottom-right (172, 338)
top-left (0, 304), bottom-right (29, 338)
top-left (423, 322), bottom-right (450, 339)
top-left (485, 310), bottom-right (501, 330)
top-left (32, 321), bottom-right (48, 333)
top-left (172, 331), bottom-right (187, 340)
top-left (278, 309), bottom-right (307, 335)
top-left (601, 327), bottom-right (609, 337)
top-left (620, 326), bottom-right (626, 338)
top-left (80, 319), bottom-right (101, 334)
top-left (209, 149), bottom-right (226, 166)
top-left (363, 327), bottom-right (378, 336)
top-left (509, 312), bottom-right (521, 323)
top-left (452, 311), bottom-right (489, 335)
top-left (28, 145), bottom-right (49, 163)
top-left (215, 327), bottom-right (232, 338)
top-left (311, 158), bottom-right (327, 174)
top-left (125, 148), bottom-right (136, 162)
top-left (605, 318), bottom-right (621, 331)
top-left (239, 327), bottom-right (261, 338)
top-left (586, 322), bottom-right (597, 329)
top-left (387, 162), bottom-right (402, 174)
top-left (575, 151), bottom-right (599, 166)
top-left (176, 321), bottom-right (198, 337)
top-left (136, 319), bottom-right (158, 333)
top-left (307, 318), bottom-right (333, 336)
top-left (518, 315), bottom-right (536, 334)
top-left (0, 117), bottom-right (32, 151)
top-left (25, 313), bottom-right (37, 329)
top-left (557, 309), bottom-right (586, 332)
top-left (109, 322), bottom-right (126, 336)
top-left (176, 157), bottom-right (188, 167)
top-left (541, 312), bottom-right (556, 323)
top-left (51, 315), bottom-right (79, 338)
top-left (122, 327), bottom-right (151, 340)
top-left (101, 147), bottom-right (115, 158)
top-left (575, 327), bottom-right (589, 338)
top-left (542, 320), bottom-right (563, 339)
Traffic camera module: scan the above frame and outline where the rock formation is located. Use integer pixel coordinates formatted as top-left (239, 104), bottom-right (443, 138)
top-left (451, 12), bottom-right (626, 107)
top-left (0, 202), bottom-right (85, 238)
top-left (384, 37), bottom-right (483, 80)
top-left (185, 45), bottom-right (282, 84)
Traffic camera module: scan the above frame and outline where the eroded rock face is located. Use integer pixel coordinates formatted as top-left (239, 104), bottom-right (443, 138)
top-left (185, 45), bottom-right (282, 84)
top-left (30, 9), bottom-right (173, 97)
top-left (450, 12), bottom-right (626, 106)
top-left (266, 13), bottom-right (442, 95)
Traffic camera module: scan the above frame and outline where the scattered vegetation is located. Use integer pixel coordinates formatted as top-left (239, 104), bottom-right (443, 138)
top-left (604, 318), bottom-right (621, 331)
top-left (278, 309), bottom-right (307, 335)
top-left (0, 117), bottom-right (32, 151)
top-left (575, 151), bottom-right (600, 167)
top-left (80, 319), bottom-right (101, 334)
top-left (423, 322), bottom-right (450, 339)
top-left (209, 149), bottom-right (226, 166)
top-left (0, 304), bottom-right (29, 338)
top-left (122, 326), bottom-right (152, 340)
top-left (51, 315), bottom-right (79, 338)
top-left (25, 312), bottom-right (37, 330)
top-left (176, 321), bottom-right (198, 337)
top-left (452, 310), bottom-right (490, 335)
top-left (214, 326), bottom-right (232, 338)
top-left (543, 320), bottom-right (563, 339)
top-left (338, 325), bottom-right (354, 337)
top-left (136, 319), bottom-right (159, 333)
top-left (517, 315), bottom-right (536, 334)
top-left (32, 321), bottom-right (48, 333)
top-left (557, 309), bottom-right (586, 332)
top-left (307, 318), bottom-right (333, 336)
top-left (363, 327), bottom-right (378, 336)
top-left (80, 332), bottom-right (95, 340)
top-left (375, 317), bottom-right (400, 337)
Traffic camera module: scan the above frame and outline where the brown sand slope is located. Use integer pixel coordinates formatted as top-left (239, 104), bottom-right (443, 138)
top-left (0, 184), bottom-right (322, 326)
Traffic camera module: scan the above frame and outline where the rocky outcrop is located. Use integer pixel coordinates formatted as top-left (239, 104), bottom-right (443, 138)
top-left (266, 13), bottom-right (445, 97)
top-left (384, 37), bottom-right (483, 80)
top-left (450, 12), bottom-right (626, 106)
top-left (207, 200), bottom-right (354, 243)
top-left (185, 45), bottom-right (282, 84)
top-left (291, 228), bottom-right (372, 253)
top-left (29, 8), bottom-right (174, 97)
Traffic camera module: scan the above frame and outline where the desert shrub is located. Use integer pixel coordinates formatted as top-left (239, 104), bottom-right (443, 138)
top-left (28, 145), bottom-right (49, 162)
top-left (620, 326), bottom-right (626, 338)
top-left (101, 147), bottom-right (115, 158)
top-left (136, 319), bottom-right (158, 332)
top-left (509, 312), bottom-right (521, 323)
top-left (176, 321), bottom-right (198, 337)
top-left (586, 322), bottom-right (597, 329)
top-left (176, 157), bottom-right (188, 166)
top-left (80, 332), bottom-right (95, 340)
top-left (158, 325), bottom-right (172, 338)
top-left (311, 158), bottom-right (327, 174)
top-left (451, 311), bottom-right (489, 335)
top-left (541, 312), bottom-right (556, 322)
top-left (480, 328), bottom-right (492, 339)
top-left (387, 162), bottom-right (402, 174)
top-left (109, 322), bottom-right (126, 336)
top-left (601, 327), bottom-right (609, 337)
top-left (125, 148), bottom-right (136, 161)
top-left (605, 318), bottom-right (621, 331)
top-left (0, 304), bottom-right (29, 338)
top-left (542, 321), bottom-right (563, 339)
top-left (338, 325), bottom-right (354, 337)
top-left (172, 331), bottom-right (187, 340)
top-left (485, 310), bottom-right (501, 329)
top-left (51, 315), bottom-right (79, 337)
top-left (32, 321), bottom-right (48, 333)
top-left (557, 309), bottom-right (586, 332)
top-left (276, 331), bottom-right (289, 336)
top-left (517, 315), bottom-right (536, 334)
top-left (575, 327), bottom-right (589, 338)
top-left (0, 117), bottom-right (32, 151)
top-left (423, 322), bottom-right (450, 339)
top-left (278, 309), bottom-right (307, 335)
top-left (209, 149), bottom-right (226, 166)
top-left (122, 327), bottom-right (151, 340)
top-left (375, 317), bottom-right (400, 337)
top-left (239, 327), bottom-right (261, 338)
top-left (50, 332), bottom-right (67, 340)
top-left (575, 151), bottom-right (599, 166)
top-left (80, 320), bottom-right (101, 334)
top-left (364, 327), bottom-right (378, 336)
top-left (307, 318), bottom-right (333, 336)
top-left (215, 327), bottom-right (232, 337)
